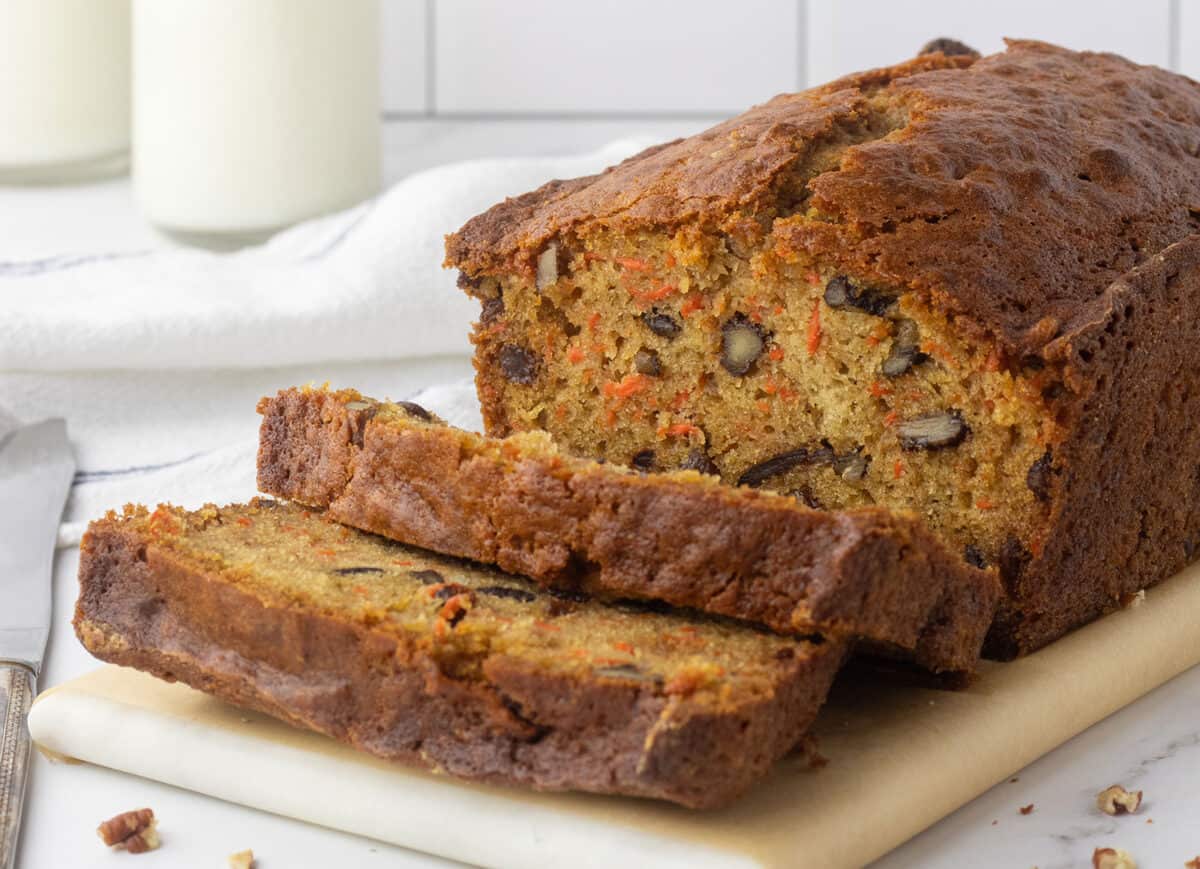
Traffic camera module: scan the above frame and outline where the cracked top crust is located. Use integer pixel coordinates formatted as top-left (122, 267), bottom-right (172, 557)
top-left (445, 40), bottom-right (1200, 356)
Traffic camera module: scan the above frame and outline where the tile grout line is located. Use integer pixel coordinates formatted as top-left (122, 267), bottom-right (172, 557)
top-left (424, 0), bottom-right (436, 117)
top-left (797, 0), bottom-right (807, 90)
top-left (380, 111), bottom-right (732, 123)
top-left (1169, 0), bottom-right (1182, 71)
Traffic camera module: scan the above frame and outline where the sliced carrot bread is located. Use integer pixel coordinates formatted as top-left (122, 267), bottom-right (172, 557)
top-left (256, 386), bottom-right (999, 675)
top-left (75, 499), bottom-right (845, 809)
top-left (444, 41), bottom-right (1200, 657)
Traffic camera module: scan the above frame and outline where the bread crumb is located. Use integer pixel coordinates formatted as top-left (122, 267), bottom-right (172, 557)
top-left (1092, 847), bottom-right (1136, 869)
top-left (1096, 784), bottom-right (1142, 815)
top-left (228, 849), bottom-right (255, 869)
top-left (1118, 589), bottom-right (1146, 608)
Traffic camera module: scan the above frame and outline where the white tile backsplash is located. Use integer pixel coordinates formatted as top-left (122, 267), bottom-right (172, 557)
top-left (378, 0), bottom-right (1195, 119)
top-left (431, 0), bottom-right (801, 114)
top-left (806, 0), bottom-right (1173, 84)
top-left (1178, 0), bottom-right (1200, 81)
top-left (380, 0), bottom-right (428, 113)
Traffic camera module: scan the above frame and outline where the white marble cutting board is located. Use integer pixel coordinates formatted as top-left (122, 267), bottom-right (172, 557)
top-left (28, 562), bottom-right (1200, 869)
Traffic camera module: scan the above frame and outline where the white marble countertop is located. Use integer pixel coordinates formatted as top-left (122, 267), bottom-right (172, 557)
top-left (4, 120), bottom-right (1199, 869)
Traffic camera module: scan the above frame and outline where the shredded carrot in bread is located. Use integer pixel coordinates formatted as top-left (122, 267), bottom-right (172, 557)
top-left (806, 299), bottom-right (822, 356)
top-left (680, 295), bottom-right (705, 317)
top-left (438, 594), bottom-right (471, 623)
top-left (603, 374), bottom-right (650, 400)
top-left (636, 284), bottom-right (677, 304)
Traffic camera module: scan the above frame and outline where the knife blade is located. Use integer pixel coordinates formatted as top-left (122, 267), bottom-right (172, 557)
top-left (0, 417), bottom-right (74, 869)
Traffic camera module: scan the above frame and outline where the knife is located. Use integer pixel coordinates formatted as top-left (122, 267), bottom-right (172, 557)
top-left (0, 417), bottom-right (74, 869)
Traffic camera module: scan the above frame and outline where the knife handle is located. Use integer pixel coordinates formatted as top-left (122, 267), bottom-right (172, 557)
top-left (0, 664), bottom-right (35, 869)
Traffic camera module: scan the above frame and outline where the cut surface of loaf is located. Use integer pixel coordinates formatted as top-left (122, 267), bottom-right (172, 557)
top-left (257, 386), bottom-right (999, 675)
top-left (74, 500), bottom-right (844, 809)
top-left (444, 40), bottom-right (1200, 656)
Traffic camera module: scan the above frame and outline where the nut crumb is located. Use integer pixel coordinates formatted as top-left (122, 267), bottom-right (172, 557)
top-left (1118, 589), bottom-right (1146, 608)
top-left (228, 849), bottom-right (255, 869)
top-left (97, 808), bottom-right (159, 853)
top-left (789, 733), bottom-right (829, 769)
top-left (1092, 847), bottom-right (1136, 869)
top-left (1096, 784), bottom-right (1143, 815)
top-left (1184, 856), bottom-right (1200, 869)
top-left (1019, 803), bottom-right (1035, 815)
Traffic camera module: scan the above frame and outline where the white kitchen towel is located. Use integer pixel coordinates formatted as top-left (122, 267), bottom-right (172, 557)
top-left (0, 140), bottom-right (649, 372)
top-left (55, 378), bottom-right (482, 549)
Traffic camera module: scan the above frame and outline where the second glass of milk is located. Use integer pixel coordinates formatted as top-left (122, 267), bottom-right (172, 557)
top-left (133, 0), bottom-right (382, 246)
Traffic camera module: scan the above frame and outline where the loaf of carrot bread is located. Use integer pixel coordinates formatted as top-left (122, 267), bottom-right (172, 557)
top-left (257, 386), bottom-right (998, 675)
top-left (444, 40), bottom-right (1200, 657)
top-left (75, 500), bottom-right (844, 808)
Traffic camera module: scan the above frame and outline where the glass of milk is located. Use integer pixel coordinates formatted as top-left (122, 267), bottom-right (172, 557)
top-left (133, 0), bottom-right (382, 247)
top-left (0, 0), bottom-right (131, 183)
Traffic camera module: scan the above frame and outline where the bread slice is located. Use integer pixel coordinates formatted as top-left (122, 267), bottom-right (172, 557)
top-left (74, 499), bottom-right (844, 809)
top-left (256, 386), bottom-right (998, 675)
top-left (443, 41), bottom-right (1200, 657)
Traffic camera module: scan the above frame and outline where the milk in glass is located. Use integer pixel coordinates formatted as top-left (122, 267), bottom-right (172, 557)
top-left (133, 0), bottom-right (381, 244)
top-left (0, 0), bottom-right (131, 182)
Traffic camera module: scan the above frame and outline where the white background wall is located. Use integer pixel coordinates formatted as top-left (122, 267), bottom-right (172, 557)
top-left (380, 0), bottom-right (1199, 120)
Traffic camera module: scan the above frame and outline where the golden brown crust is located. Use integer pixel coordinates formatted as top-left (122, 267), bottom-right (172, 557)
top-left (986, 237), bottom-right (1200, 655)
top-left (445, 40), bottom-right (1200, 660)
top-left (75, 505), bottom-right (845, 809)
top-left (256, 388), bottom-right (999, 674)
top-left (446, 40), bottom-right (1200, 357)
